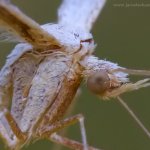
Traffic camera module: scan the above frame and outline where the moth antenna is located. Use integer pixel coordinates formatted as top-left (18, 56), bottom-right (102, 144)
top-left (113, 68), bottom-right (150, 76)
top-left (117, 96), bottom-right (150, 139)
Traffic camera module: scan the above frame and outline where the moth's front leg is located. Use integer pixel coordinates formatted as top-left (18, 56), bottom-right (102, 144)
top-left (0, 109), bottom-right (27, 149)
top-left (50, 133), bottom-right (99, 150)
top-left (36, 114), bottom-right (100, 150)
top-left (0, 119), bottom-right (17, 148)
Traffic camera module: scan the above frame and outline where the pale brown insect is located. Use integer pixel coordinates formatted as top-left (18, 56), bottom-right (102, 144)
top-left (0, 0), bottom-right (150, 150)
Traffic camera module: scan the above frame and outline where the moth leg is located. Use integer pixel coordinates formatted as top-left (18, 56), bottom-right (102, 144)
top-left (51, 89), bottom-right (82, 150)
top-left (0, 109), bottom-right (27, 149)
top-left (50, 133), bottom-right (99, 150)
top-left (37, 114), bottom-right (98, 150)
top-left (0, 118), bottom-right (18, 148)
top-left (0, 109), bottom-right (27, 141)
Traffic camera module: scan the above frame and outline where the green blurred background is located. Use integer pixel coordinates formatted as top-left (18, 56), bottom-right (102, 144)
top-left (0, 0), bottom-right (150, 150)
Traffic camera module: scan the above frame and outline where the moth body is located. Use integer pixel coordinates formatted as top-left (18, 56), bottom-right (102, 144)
top-left (0, 1), bottom-right (150, 150)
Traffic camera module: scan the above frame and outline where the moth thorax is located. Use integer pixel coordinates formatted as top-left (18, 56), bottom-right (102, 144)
top-left (87, 70), bottom-right (111, 95)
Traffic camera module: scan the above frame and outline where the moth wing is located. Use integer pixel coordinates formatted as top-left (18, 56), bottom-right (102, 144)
top-left (0, 1), bottom-right (60, 48)
top-left (58, 0), bottom-right (106, 31)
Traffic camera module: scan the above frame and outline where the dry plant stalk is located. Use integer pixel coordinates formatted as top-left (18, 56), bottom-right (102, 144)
top-left (0, 0), bottom-right (150, 150)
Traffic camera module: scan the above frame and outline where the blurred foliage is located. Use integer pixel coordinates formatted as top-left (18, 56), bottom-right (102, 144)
top-left (0, 0), bottom-right (150, 150)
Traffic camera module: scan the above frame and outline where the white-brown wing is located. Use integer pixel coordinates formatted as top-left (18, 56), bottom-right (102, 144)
top-left (19, 53), bottom-right (71, 133)
top-left (58, 0), bottom-right (106, 31)
top-left (0, 1), bottom-right (60, 48)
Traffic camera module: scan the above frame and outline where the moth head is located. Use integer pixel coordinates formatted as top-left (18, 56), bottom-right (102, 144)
top-left (87, 70), bottom-right (111, 95)
top-left (87, 69), bottom-right (130, 99)
top-left (86, 68), bottom-right (150, 100)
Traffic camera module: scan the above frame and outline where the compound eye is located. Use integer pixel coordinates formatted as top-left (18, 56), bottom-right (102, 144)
top-left (87, 70), bottom-right (110, 95)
